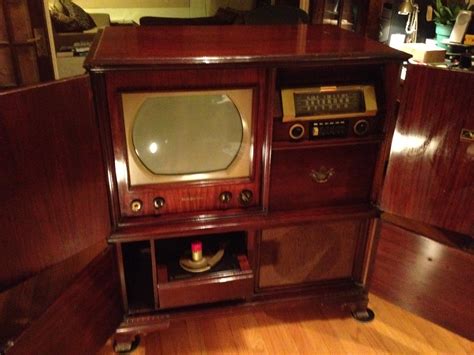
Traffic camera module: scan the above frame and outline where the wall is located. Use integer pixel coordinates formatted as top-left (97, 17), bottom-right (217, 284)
top-left (61, 0), bottom-right (256, 23)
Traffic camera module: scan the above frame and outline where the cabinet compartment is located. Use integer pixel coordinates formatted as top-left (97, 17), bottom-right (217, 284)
top-left (121, 241), bottom-right (155, 314)
top-left (258, 220), bottom-right (366, 289)
top-left (155, 232), bottom-right (254, 309)
top-left (269, 143), bottom-right (378, 211)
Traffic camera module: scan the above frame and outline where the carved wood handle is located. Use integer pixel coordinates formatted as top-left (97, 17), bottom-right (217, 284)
top-left (310, 166), bottom-right (335, 183)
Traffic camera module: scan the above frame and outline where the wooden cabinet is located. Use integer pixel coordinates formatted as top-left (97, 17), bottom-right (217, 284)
top-left (82, 24), bottom-right (407, 349)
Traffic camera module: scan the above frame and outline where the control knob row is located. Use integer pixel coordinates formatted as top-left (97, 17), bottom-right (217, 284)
top-left (130, 197), bottom-right (166, 213)
top-left (288, 119), bottom-right (370, 140)
top-left (219, 190), bottom-right (253, 206)
top-left (130, 190), bottom-right (253, 213)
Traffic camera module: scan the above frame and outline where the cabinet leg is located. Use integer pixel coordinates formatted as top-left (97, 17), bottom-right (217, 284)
top-left (113, 333), bottom-right (140, 353)
top-left (351, 307), bottom-right (375, 322)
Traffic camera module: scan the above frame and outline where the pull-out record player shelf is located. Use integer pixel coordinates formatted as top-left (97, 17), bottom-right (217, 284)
top-left (156, 254), bottom-right (253, 309)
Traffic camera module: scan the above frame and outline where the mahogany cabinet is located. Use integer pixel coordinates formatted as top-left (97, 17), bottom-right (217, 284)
top-left (82, 25), bottom-right (407, 350)
top-left (1, 24), bottom-right (408, 352)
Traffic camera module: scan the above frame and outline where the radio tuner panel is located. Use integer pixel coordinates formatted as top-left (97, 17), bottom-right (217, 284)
top-left (275, 84), bottom-right (378, 142)
top-left (281, 85), bottom-right (377, 122)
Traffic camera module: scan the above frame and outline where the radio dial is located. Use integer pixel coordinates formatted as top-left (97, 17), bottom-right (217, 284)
top-left (219, 191), bottom-right (232, 203)
top-left (354, 119), bottom-right (369, 136)
top-left (153, 197), bottom-right (166, 210)
top-left (239, 189), bottom-right (253, 206)
top-left (289, 123), bottom-right (305, 140)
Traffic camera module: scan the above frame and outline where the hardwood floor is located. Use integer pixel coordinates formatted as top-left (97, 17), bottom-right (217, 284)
top-left (98, 293), bottom-right (473, 354)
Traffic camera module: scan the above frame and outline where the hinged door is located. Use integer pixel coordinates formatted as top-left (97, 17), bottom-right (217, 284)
top-left (0, 75), bottom-right (110, 288)
top-left (381, 65), bottom-right (474, 236)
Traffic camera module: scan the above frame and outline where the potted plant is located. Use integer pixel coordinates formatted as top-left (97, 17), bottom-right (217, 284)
top-left (432, 0), bottom-right (473, 47)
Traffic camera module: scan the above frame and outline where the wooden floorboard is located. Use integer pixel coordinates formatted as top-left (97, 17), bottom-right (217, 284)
top-left (98, 293), bottom-right (473, 354)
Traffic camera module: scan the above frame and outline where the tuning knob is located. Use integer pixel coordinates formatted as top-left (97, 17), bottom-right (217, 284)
top-left (289, 123), bottom-right (305, 140)
top-left (239, 189), bottom-right (253, 206)
top-left (354, 119), bottom-right (369, 136)
top-left (219, 191), bottom-right (232, 203)
top-left (153, 197), bottom-right (166, 210)
top-left (130, 199), bottom-right (143, 213)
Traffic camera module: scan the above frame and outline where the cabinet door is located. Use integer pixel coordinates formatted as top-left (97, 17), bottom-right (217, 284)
top-left (0, 76), bottom-right (110, 288)
top-left (381, 65), bottom-right (474, 236)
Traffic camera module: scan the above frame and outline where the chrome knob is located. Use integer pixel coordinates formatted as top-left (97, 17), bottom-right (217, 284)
top-left (239, 189), bottom-right (253, 206)
top-left (130, 199), bottom-right (143, 213)
top-left (153, 197), bottom-right (166, 210)
top-left (354, 119), bottom-right (369, 136)
top-left (289, 123), bottom-right (305, 140)
top-left (219, 191), bottom-right (232, 203)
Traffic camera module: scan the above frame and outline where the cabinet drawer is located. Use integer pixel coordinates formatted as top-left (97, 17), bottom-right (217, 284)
top-left (269, 143), bottom-right (378, 211)
top-left (157, 255), bottom-right (253, 309)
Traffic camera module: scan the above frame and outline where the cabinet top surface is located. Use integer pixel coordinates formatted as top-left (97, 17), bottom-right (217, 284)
top-left (85, 25), bottom-right (408, 69)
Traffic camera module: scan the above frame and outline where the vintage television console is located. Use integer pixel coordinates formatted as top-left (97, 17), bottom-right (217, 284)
top-left (84, 25), bottom-right (408, 350)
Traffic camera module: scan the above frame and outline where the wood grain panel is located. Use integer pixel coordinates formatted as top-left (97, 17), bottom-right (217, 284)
top-left (5, 0), bottom-right (33, 43)
top-left (259, 220), bottom-right (363, 288)
top-left (0, 241), bottom-right (106, 347)
top-left (84, 25), bottom-right (409, 69)
top-left (0, 76), bottom-right (110, 288)
top-left (269, 143), bottom-right (378, 211)
top-left (381, 65), bottom-right (474, 236)
top-left (0, 48), bottom-right (16, 87)
top-left (8, 247), bottom-right (122, 355)
top-left (372, 220), bottom-right (474, 340)
top-left (0, 4), bottom-right (7, 41)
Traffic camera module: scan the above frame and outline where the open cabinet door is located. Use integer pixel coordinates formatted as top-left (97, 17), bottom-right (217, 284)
top-left (0, 76), bottom-right (120, 353)
top-left (380, 65), bottom-right (474, 236)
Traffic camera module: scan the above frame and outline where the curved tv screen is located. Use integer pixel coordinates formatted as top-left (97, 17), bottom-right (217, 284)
top-left (122, 89), bottom-right (253, 186)
top-left (133, 95), bottom-right (243, 175)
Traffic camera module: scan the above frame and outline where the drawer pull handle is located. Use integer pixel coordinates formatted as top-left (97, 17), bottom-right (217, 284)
top-left (310, 167), bottom-right (335, 183)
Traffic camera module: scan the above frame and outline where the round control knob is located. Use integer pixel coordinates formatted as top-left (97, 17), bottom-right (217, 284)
top-left (130, 199), bottom-right (143, 213)
top-left (239, 189), bottom-right (253, 206)
top-left (219, 191), bottom-right (232, 203)
top-left (289, 123), bottom-right (305, 140)
top-left (353, 119), bottom-right (369, 136)
top-left (153, 197), bottom-right (166, 210)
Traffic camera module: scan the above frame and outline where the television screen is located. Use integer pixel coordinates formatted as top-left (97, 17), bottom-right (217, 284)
top-left (122, 89), bottom-right (253, 186)
top-left (133, 94), bottom-right (243, 175)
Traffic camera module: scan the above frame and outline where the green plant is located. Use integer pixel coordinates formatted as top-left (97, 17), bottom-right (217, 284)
top-left (433, 0), bottom-right (473, 25)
